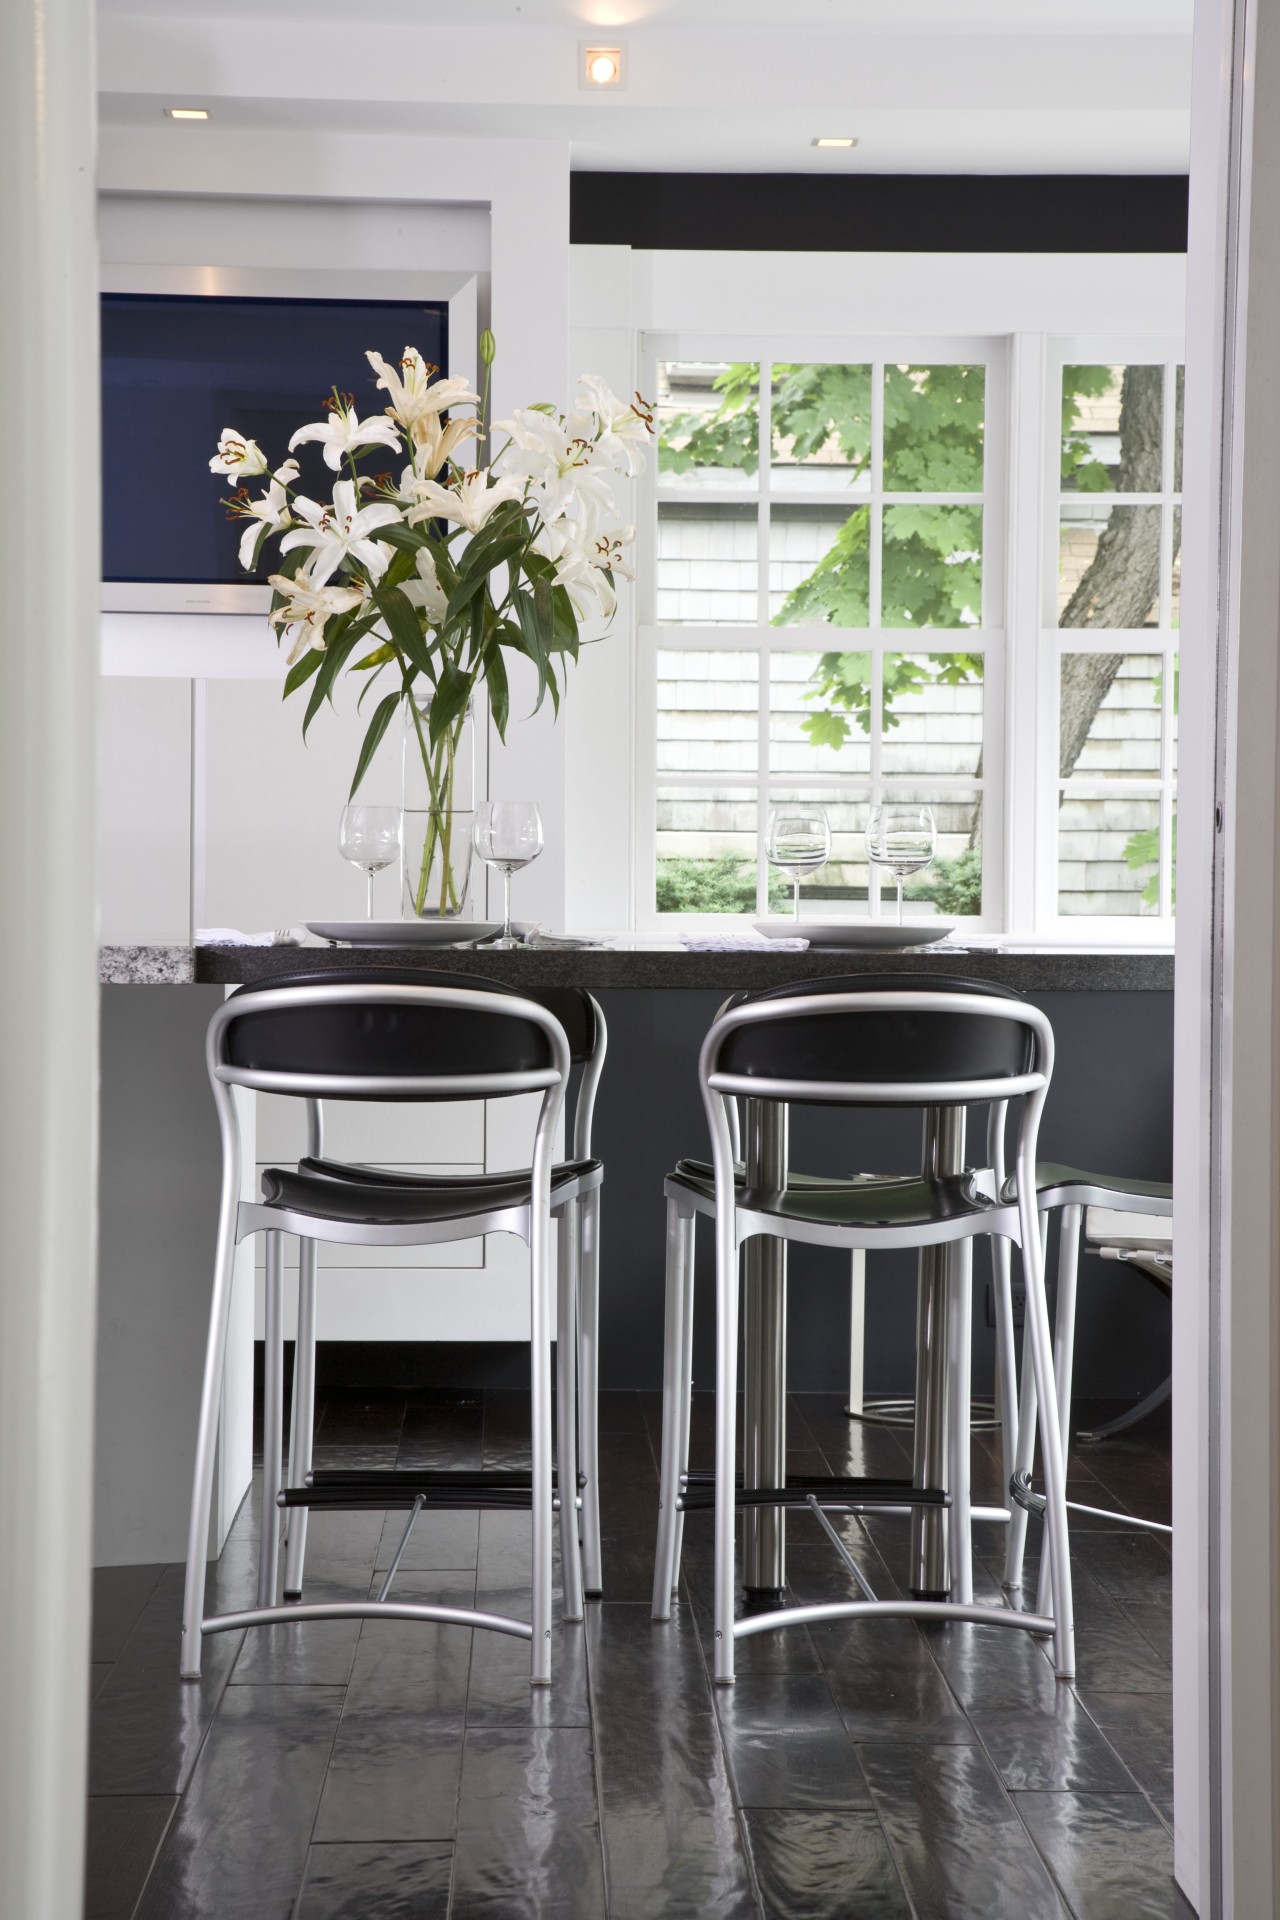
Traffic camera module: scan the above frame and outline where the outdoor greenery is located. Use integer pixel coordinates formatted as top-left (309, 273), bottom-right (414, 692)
top-left (905, 847), bottom-right (984, 917)
top-left (655, 855), bottom-right (787, 915)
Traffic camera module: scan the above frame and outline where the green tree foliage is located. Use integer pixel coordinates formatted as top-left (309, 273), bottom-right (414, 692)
top-left (655, 854), bottom-right (787, 915)
top-left (905, 847), bottom-right (984, 916)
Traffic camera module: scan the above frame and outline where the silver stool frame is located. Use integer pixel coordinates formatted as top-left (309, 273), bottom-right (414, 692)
top-left (282, 995), bottom-right (608, 1602)
top-left (1001, 1163), bottom-right (1173, 1606)
top-left (181, 981), bottom-right (575, 1689)
top-left (651, 988), bottom-right (1076, 1688)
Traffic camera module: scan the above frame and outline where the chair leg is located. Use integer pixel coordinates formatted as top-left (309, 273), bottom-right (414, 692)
top-left (947, 1239), bottom-right (974, 1606)
top-left (1002, 1208), bottom-right (1049, 1593)
top-left (258, 1231), bottom-right (285, 1611)
top-left (283, 1239), bottom-right (317, 1601)
top-left (180, 1191), bottom-right (243, 1679)
top-left (1037, 1204), bottom-right (1081, 1619)
top-left (653, 1198), bottom-right (688, 1620)
top-left (577, 1187), bottom-right (604, 1597)
top-left (990, 1231), bottom-right (1019, 1527)
top-left (530, 1201), bottom-right (554, 1687)
top-left (671, 1209), bottom-right (696, 1595)
top-left (713, 1209), bottom-right (740, 1687)
top-left (1017, 1180), bottom-right (1075, 1679)
top-left (556, 1200), bottom-right (585, 1625)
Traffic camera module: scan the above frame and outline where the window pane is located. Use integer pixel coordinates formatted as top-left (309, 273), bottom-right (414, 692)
top-left (769, 504), bottom-right (870, 627)
top-left (1171, 505), bottom-right (1181, 631)
top-left (1060, 365), bottom-right (1164, 493)
top-left (1058, 793), bottom-right (1161, 917)
top-left (658, 502), bottom-right (758, 625)
top-left (880, 789), bottom-right (983, 917)
top-left (882, 504), bottom-right (982, 628)
top-left (1174, 366), bottom-right (1184, 493)
top-left (1058, 502), bottom-right (1162, 627)
top-left (656, 789), bottom-right (759, 914)
top-left (656, 649), bottom-right (758, 776)
top-left (767, 788), bottom-right (870, 908)
top-left (1060, 653), bottom-right (1162, 781)
top-left (769, 363), bottom-right (872, 494)
top-left (657, 361), bottom-right (758, 491)
top-left (769, 649), bottom-right (872, 776)
top-left (883, 364), bottom-right (985, 493)
top-left (881, 652), bottom-right (984, 778)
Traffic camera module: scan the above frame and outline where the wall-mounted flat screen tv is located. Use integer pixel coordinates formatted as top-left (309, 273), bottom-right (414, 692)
top-left (101, 292), bottom-right (448, 606)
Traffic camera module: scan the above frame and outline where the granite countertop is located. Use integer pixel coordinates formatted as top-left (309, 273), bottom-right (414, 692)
top-left (99, 941), bottom-right (1175, 992)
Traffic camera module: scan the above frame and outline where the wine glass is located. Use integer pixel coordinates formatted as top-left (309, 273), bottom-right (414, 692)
top-left (338, 804), bottom-right (402, 919)
top-left (765, 805), bottom-right (832, 919)
top-left (473, 801), bottom-right (544, 949)
top-left (865, 803), bottom-right (936, 925)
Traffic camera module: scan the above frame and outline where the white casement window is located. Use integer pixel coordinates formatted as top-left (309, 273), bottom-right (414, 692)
top-left (636, 335), bottom-right (1006, 929)
top-left (1035, 340), bottom-right (1183, 936)
top-left (634, 329), bottom-right (1181, 944)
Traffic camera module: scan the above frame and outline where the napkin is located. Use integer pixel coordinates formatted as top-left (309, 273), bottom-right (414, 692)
top-left (681, 932), bottom-right (810, 953)
top-left (196, 927), bottom-right (306, 947)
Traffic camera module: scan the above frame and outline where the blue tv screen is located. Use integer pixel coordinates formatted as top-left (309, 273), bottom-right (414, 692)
top-left (101, 293), bottom-right (448, 585)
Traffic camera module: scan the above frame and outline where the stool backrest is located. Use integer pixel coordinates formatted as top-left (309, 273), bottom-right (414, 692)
top-left (704, 975), bottom-right (1051, 1112)
top-left (210, 971), bottom-right (571, 1104)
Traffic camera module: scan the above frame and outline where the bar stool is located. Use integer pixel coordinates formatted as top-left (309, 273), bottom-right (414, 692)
top-left (650, 975), bottom-right (1075, 1688)
top-left (1000, 1158), bottom-right (1173, 1603)
top-left (275, 975), bottom-right (608, 1602)
top-left (181, 975), bottom-right (600, 1688)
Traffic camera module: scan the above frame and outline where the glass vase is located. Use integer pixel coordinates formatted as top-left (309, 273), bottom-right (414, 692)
top-left (402, 695), bottom-right (475, 919)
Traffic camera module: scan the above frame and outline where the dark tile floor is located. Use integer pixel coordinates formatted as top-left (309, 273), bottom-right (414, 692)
top-left (87, 1388), bottom-right (1183, 1918)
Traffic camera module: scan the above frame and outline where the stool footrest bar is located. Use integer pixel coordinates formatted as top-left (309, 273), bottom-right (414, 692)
top-left (281, 1468), bottom-right (577, 1512)
top-left (201, 1600), bottom-right (533, 1640)
top-left (678, 1474), bottom-right (948, 1513)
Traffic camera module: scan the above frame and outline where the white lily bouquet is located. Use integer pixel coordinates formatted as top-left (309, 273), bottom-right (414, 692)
top-left (209, 337), bottom-right (651, 915)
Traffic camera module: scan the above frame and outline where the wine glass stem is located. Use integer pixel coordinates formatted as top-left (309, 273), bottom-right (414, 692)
top-left (366, 869), bottom-right (374, 920)
top-left (896, 875), bottom-right (904, 926)
top-left (792, 876), bottom-right (800, 921)
top-left (502, 869), bottom-right (513, 941)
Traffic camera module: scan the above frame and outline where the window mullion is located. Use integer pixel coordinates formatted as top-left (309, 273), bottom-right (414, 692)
top-left (756, 363), bottom-right (772, 912)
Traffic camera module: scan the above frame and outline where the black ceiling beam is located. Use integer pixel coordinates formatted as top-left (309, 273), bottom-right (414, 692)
top-left (569, 173), bottom-right (1189, 254)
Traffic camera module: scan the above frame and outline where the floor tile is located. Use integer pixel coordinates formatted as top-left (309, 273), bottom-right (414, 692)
top-left (313, 1704), bottom-right (464, 1843)
top-left (743, 1808), bottom-right (911, 1918)
top-left (373, 1508), bottom-right (480, 1573)
top-left (817, 1618), bottom-right (973, 1744)
top-left (342, 1569), bottom-right (477, 1715)
top-left (132, 1684), bottom-right (344, 1920)
top-left (861, 1740), bottom-right (1070, 1916)
top-left (451, 1726), bottom-right (606, 1918)
top-left (971, 1693), bottom-right (1139, 1792)
top-left (1014, 1790), bottom-right (1176, 1919)
top-left (1077, 1691), bottom-right (1174, 1807)
top-left (294, 1840), bottom-right (452, 1919)
top-left (83, 1795), bottom-right (176, 1920)
top-left (91, 1564), bottom-right (166, 1664)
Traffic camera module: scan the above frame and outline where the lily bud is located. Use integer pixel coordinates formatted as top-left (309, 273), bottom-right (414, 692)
top-left (479, 329), bottom-right (496, 367)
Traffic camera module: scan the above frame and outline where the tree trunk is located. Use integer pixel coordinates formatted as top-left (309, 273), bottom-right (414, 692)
top-left (1058, 363), bottom-right (1167, 779)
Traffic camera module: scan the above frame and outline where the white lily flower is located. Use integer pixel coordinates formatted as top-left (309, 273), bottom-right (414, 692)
top-left (493, 408), bottom-right (615, 523)
top-left (209, 428), bottom-right (268, 484)
top-left (367, 349), bottom-right (482, 430)
top-left (535, 520), bottom-right (618, 623)
top-left (289, 400), bottom-right (401, 472)
top-left (266, 574), bottom-right (366, 666)
top-left (574, 375), bottom-right (652, 477)
top-left (398, 412), bottom-right (478, 495)
top-left (279, 478), bottom-right (402, 586)
top-left (400, 547), bottom-right (449, 625)
top-left (236, 473), bottom-right (296, 570)
top-left (406, 468), bottom-right (524, 536)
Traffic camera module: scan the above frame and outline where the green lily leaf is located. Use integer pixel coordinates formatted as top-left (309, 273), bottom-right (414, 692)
top-left (351, 642), bottom-right (397, 672)
top-left (372, 521), bottom-right (430, 555)
top-left (348, 690), bottom-right (402, 800)
top-left (485, 643), bottom-right (510, 739)
top-left (301, 615), bottom-right (374, 739)
top-left (427, 658), bottom-right (474, 744)
top-left (357, 660), bottom-right (390, 710)
top-left (371, 585), bottom-right (438, 683)
top-left (282, 646), bottom-right (325, 698)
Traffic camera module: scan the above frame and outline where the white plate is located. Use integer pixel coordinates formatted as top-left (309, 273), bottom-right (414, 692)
top-left (307, 920), bottom-right (507, 947)
top-left (753, 918), bottom-right (954, 950)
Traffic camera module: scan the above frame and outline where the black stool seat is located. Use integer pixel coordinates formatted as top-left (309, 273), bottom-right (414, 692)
top-left (261, 1158), bottom-right (602, 1228)
top-left (300, 1154), bottom-right (604, 1200)
top-left (1001, 1163), bottom-right (1172, 1205)
top-left (667, 1162), bottom-right (999, 1232)
top-left (674, 1155), bottom-right (884, 1193)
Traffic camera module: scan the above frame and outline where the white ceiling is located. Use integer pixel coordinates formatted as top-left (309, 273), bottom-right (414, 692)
top-left (96, 2), bottom-right (1193, 175)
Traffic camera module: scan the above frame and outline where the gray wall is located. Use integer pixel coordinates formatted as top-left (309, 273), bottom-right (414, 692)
top-left (590, 989), bottom-right (1174, 1399)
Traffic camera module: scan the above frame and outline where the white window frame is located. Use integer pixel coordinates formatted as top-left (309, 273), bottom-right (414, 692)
top-left (1031, 335), bottom-right (1183, 945)
top-left (635, 332), bottom-right (1007, 933)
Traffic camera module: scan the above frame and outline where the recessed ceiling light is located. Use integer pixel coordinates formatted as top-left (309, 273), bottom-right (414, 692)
top-left (582, 44), bottom-right (625, 88)
top-left (166, 107), bottom-right (210, 121)
top-left (813, 136), bottom-right (858, 149)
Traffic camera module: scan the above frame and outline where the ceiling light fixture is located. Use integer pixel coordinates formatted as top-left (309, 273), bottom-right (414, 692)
top-left (166, 107), bottom-right (210, 121)
top-left (582, 44), bottom-right (625, 89)
top-left (813, 136), bottom-right (858, 149)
